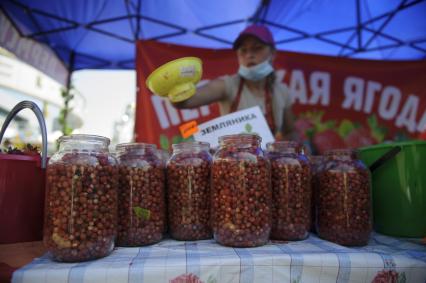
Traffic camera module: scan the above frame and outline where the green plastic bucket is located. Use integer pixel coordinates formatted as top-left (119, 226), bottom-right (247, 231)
top-left (359, 141), bottom-right (426, 238)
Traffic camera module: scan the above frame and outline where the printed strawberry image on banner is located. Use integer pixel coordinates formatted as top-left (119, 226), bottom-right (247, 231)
top-left (294, 111), bottom-right (345, 154)
top-left (294, 111), bottom-right (393, 154)
top-left (343, 115), bottom-right (385, 149)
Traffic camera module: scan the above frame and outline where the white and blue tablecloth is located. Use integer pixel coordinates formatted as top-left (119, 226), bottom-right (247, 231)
top-left (12, 233), bottom-right (426, 283)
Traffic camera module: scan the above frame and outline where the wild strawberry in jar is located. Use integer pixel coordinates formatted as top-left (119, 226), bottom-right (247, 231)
top-left (267, 141), bottom-right (311, 240)
top-left (115, 143), bottom-right (165, 246)
top-left (167, 142), bottom-right (212, 240)
top-left (211, 134), bottom-right (271, 247)
top-left (44, 134), bottom-right (118, 262)
top-left (317, 149), bottom-right (372, 246)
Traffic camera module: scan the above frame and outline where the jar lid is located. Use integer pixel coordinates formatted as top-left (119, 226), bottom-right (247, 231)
top-left (266, 141), bottom-right (300, 152)
top-left (116, 142), bottom-right (157, 151)
top-left (218, 134), bottom-right (262, 144)
top-left (309, 155), bottom-right (324, 162)
top-left (115, 143), bottom-right (158, 157)
top-left (172, 141), bottom-right (210, 151)
top-left (324, 148), bottom-right (358, 159)
top-left (59, 134), bottom-right (110, 146)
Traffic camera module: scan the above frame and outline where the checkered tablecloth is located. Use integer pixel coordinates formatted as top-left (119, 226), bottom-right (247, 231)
top-left (12, 233), bottom-right (426, 283)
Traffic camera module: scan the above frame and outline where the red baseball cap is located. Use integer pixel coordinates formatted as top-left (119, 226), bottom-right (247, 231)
top-left (233, 24), bottom-right (275, 50)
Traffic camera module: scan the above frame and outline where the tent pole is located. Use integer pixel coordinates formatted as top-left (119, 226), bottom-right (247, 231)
top-left (136, 0), bottom-right (141, 39)
top-left (356, 0), bottom-right (362, 51)
top-left (66, 51), bottom-right (75, 90)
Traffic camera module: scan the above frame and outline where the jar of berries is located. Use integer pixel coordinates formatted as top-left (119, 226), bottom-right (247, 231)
top-left (266, 141), bottom-right (311, 240)
top-left (167, 141), bottom-right (212, 240)
top-left (211, 134), bottom-right (271, 247)
top-left (44, 134), bottom-right (118, 262)
top-left (317, 149), bottom-right (372, 246)
top-left (115, 143), bottom-right (165, 246)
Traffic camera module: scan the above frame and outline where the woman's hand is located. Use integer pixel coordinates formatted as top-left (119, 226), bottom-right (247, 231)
top-left (173, 78), bottom-right (227, 109)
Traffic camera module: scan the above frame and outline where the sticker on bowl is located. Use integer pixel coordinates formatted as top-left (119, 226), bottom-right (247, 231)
top-left (180, 65), bottom-right (195, 77)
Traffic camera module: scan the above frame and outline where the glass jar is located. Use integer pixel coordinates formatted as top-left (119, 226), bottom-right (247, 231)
top-left (44, 134), bottom-right (118, 262)
top-left (266, 141), bottom-right (311, 240)
top-left (317, 149), bottom-right (372, 246)
top-left (115, 143), bottom-right (165, 246)
top-left (211, 134), bottom-right (271, 247)
top-left (156, 149), bottom-right (170, 167)
top-left (166, 142), bottom-right (212, 240)
top-left (309, 155), bottom-right (324, 232)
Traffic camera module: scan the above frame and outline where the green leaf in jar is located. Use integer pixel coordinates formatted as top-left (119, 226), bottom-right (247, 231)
top-left (133, 206), bottom-right (151, 220)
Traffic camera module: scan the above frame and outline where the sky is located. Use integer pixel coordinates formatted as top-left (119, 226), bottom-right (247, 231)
top-left (72, 70), bottom-right (136, 140)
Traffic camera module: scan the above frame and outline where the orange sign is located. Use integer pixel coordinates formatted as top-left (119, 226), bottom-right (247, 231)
top-left (179, 120), bottom-right (199, 139)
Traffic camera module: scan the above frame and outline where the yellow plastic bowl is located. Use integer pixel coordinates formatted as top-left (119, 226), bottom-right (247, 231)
top-left (146, 57), bottom-right (202, 97)
top-left (168, 82), bottom-right (196, 103)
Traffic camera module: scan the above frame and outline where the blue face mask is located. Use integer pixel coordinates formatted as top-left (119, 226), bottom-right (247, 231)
top-left (238, 59), bottom-right (274, 81)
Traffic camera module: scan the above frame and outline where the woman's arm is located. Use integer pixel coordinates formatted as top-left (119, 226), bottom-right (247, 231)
top-left (173, 78), bottom-right (227, 109)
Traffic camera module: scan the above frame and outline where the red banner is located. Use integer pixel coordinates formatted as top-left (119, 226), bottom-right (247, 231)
top-left (135, 40), bottom-right (426, 152)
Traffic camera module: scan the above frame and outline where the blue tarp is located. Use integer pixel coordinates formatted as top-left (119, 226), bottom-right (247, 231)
top-left (1, 0), bottom-right (425, 72)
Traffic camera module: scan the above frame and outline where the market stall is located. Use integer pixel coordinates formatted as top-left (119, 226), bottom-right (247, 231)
top-left (1, 1), bottom-right (426, 283)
